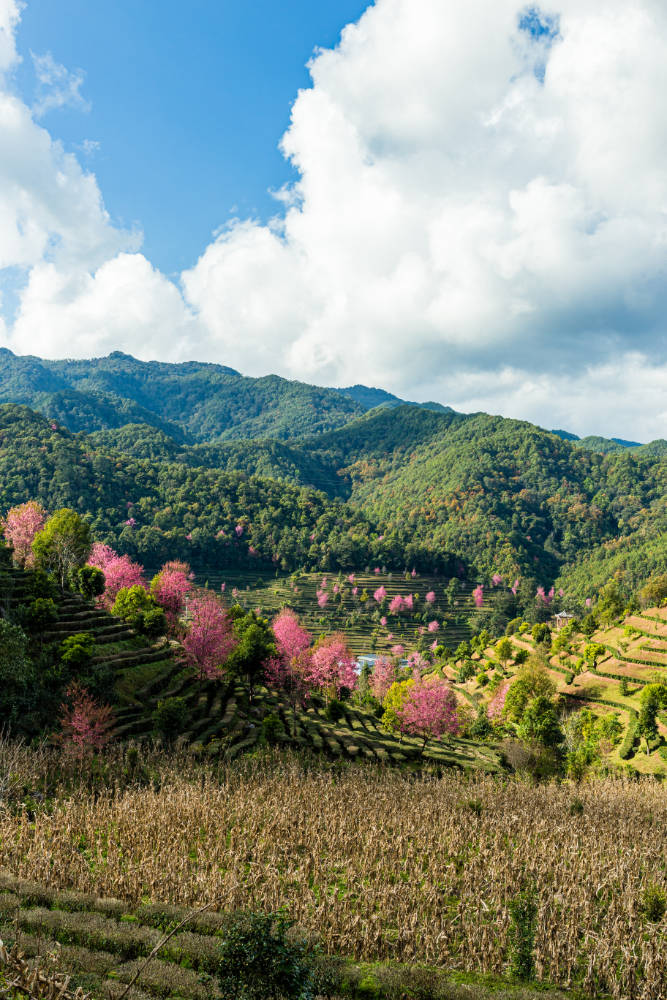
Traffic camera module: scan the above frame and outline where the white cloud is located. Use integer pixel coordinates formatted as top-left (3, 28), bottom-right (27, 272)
top-left (1, 0), bottom-right (667, 439)
top-left (31, 51), bottom-right (90, 117)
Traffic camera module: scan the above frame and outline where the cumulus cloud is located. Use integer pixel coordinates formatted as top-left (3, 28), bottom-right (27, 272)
top-left (1, 0), bottom-right (667, 439)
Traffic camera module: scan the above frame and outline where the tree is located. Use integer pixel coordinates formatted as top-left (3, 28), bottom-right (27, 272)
top-left (381, 678), bottom-right (415, 735)
top-left (57, 682), bottom-right (114, 759)
top-left (32, 508), bottom-right (91, 590)
top-left (0, 620), bottom-right (32, 729)
top-left (151, 560), bottom-right (193, 626)
top-left (584, 642), bottom-right (606, 669)
top-left (496, 637), bottom-right (513, 666)
top-left (638, 574), bottom-right (667, 609)
top-left (637, 684), bottom-right (667, 753)
top-left (1, 501), bottom-right (46, 568)
top-left (89, 543), bottom-right (145, 608)
top-left (504, 660), bottom-right (556, 723)
top-left (228, 610), bottom-right (276, 700)
top-left (183, 593), bottom-right (236, 684)
top-left (516, 695), bottom-right (563, 747)
top-left (369, 656), bottom-right (397, 702)
top-left (76, 565), bottom-right (105, 602)
top-left (265, 609), bottom-right (311, 731)
top-left (305, 633), bottom-right (357, 703)
top-left (396, 675), bottom-right (460, 750)
top-left (112, 585), bottom-right (167, 637)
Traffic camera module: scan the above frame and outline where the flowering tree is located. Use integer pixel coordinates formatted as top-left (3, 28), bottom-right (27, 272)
top-left (396, 676), bottom-right (460, 750)
top-left (369, 656), bottom-right (396, 702)
top-left (89, 543), bottom-right (145, 608)
top-left (305, 633), bottom-right (357, 702)
top-left (373, 585), bottom-right (387, 603)
top-left (425, 591), bottom-right (436, 605)
top-left (1, 501), bottom-right (46, 568)
top-left (316, 589), bottom-right (328, 608)
top-left (472, 585), bottom-right (484, 608)
top-left (491, 573), bottom-right (503, 586)
top-left (58, 682), bottom-right (114, 759)
top-left (183, 593), bottom-right (236, 684)
top-left (427, 620), bottom-right (439, 633)
top-left (151, 560), bottom-right (193, 625)
top-left (389, 595), bottom-right (404, 614)
top-left (272, 608), bottom-right (311, 662)
top-left (265, 609), bottom-right (312, 731)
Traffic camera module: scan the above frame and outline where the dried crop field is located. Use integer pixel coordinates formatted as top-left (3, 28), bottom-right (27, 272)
top-left (1, 753), bottom-right (666, 999)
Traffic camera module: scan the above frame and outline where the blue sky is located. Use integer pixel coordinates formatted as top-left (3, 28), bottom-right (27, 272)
top-left (1, 0), bottom-right (666, 440)
top-left (13, 0), bottom-right (371, 274)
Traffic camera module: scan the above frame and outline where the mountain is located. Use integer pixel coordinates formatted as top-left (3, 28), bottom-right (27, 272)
top-left (334, 384), bottom-right (453, 414)
top-left (2, 398), bottom-right (666, 607)
top-left (0, 349), bottom-right (366, 442)
top-left (0, 349), bottom-right (453, 444)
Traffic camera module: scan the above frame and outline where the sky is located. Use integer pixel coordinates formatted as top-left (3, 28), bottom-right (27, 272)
top-left (0, 0), bottom-right (666, 440)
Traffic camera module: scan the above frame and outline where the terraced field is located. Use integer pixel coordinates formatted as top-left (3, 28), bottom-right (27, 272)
top-left (205, 570), bottom-right (480, 656)
top-left (452, 607), bottom-right (667, 774)
top-left (115, 671), bottom-right (501, 771)
top-left (0, 875), bottom-right (577, 1000)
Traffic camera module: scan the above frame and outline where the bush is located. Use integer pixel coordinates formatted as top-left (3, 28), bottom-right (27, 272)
top-left (18, 597), bottom-right (58, 633)
top-left (112, 585), bottom-right (166, 637)
top-left (508, 889), bottom-right (537, 980)
top-left (457, 660), bottom-right (475, 682)
top-left (59, 632), bottom-right (94, 669)
top-left (261, 712), bottom-right (285, 745)
top-left (640, 885), bottom-right (667, 923)
top-left (216, 910), bottom-right (318, 1000)
top-left (514, 648), bottom-right (529, 665)
top-left (325, 699), bottom-right (345, 723)
top-left (153, 696), bottom-right (188, 739)
top-left (76, 565), bottom-right (105, 601)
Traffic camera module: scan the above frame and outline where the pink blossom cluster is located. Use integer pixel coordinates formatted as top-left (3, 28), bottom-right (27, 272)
top-left (373, 585), bottom-right (387, 603)
top-left (89, 543), bottom-right (146, 608)
top-left (472, 585), bottom-right (484, 608)
top-left (1, 500), bottom-right (46, 568)
top-left (425, 591), bottom-right (436, 604)
top-left (427, 620), bottom-right (439, 633)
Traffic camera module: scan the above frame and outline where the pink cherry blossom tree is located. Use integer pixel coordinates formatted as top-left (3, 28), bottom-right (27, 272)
top-left (425, 591), bottom-right (436, 605)
top-left (305, 633), bottom-right (357, 703)
top-left (266, 608), bottom-right (312, 731)
top-left (472, 585), bottom-right (484, 608)
top-left (396, 676), bottom-right (460, 751)
top-left (89, 543), bottom-right (146, 608)
top-left (57, 682), bottom-right (114, 759)
top-left (151, 560), bottom-right (193, 626)
top-left (1, 500), bottom-right (46, 568)
top-left (369, 656), bottom-right (397, 702)
top-left (389, 595), bottom-right (404, 614)
top-left (373, 585), bottom-right (387, 603)
top-left (183, 593), bottom-right (236, 684)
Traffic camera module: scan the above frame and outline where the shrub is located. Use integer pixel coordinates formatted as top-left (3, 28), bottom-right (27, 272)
top-left (59, 632), bottom-right (95, 670)
top-left (514, 649), bottom-right (529, 665)
top-left (261, 712), bottom-right (285, 745)
top-left (640, 885), bottom-right (667, 923)
top-left (325, 699), bottom-right (345, 723)
top-left (77, 565), bottom-right (105, 601)
top-left (153, 697), bottom-right (188, 739)
top-left (457, 660), bottom-right (475, 682)
top-left (508, 889), bottom-right (537, 980)
top-left (19, 597), bottom-right (58, 633)
top-left (216, 910), bottom-right (318, 1000)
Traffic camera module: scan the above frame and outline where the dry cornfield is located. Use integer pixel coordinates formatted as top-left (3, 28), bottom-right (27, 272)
top-left (1, 752), bottom-right (666, 999)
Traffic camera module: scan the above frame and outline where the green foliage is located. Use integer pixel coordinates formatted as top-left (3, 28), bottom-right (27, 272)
top-left (457, 660), bottom-right (475, 682)
top-left (584, 642), bottom-right (606, 668)
top-left (638, 573), bottom-right (667, 608)
top-left (531, 623), bottom-right (551, 646)
top-left (618, 714), bottom-right (639, 760)
top-left (640, 885), bottom-right (667, 923)
top-left (76, 565), bottom-right (105, 601)
top-left (216, 910), bottom-right (318, 1000)
top-left (495, 637), bottom-right (513, 664)
top-left (0, 619), bottom-right (32, 729)
top-left (507, 889), bottom-right (537, 981)
top-left (59, 632), bottom-right (95, 670)
top-left (516, 696), bottom-right (563, 747)
top-left (228, 612), bottom-right (276, 696)
top-left (112, 585), bottom-right (166, 637)
top-left (31, 508), bottom-right (92, 589)
top-left (18, 597), bottom-right (58, 633)
top-left (153, 696), bottom-right (188, 739)
top-left (325, 699), bottom-right (345, 723)
top-left (504, 661), bottom-right (556, 723)
top-left (261, 712), bottom-right (285, 745)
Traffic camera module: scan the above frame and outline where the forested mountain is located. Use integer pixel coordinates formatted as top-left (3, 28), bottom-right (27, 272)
top-left (1, 397), bottom-right (665, 604)
top-left (0, 349), bottom-right (446, 443)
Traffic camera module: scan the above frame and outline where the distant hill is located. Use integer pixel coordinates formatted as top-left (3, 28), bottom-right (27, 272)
top-left (0, 349), bottom-right (454, 444)
top-left (335, 384), bottom-right (453, 414)
top-left (551, 427), bottom-right (666, 457)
